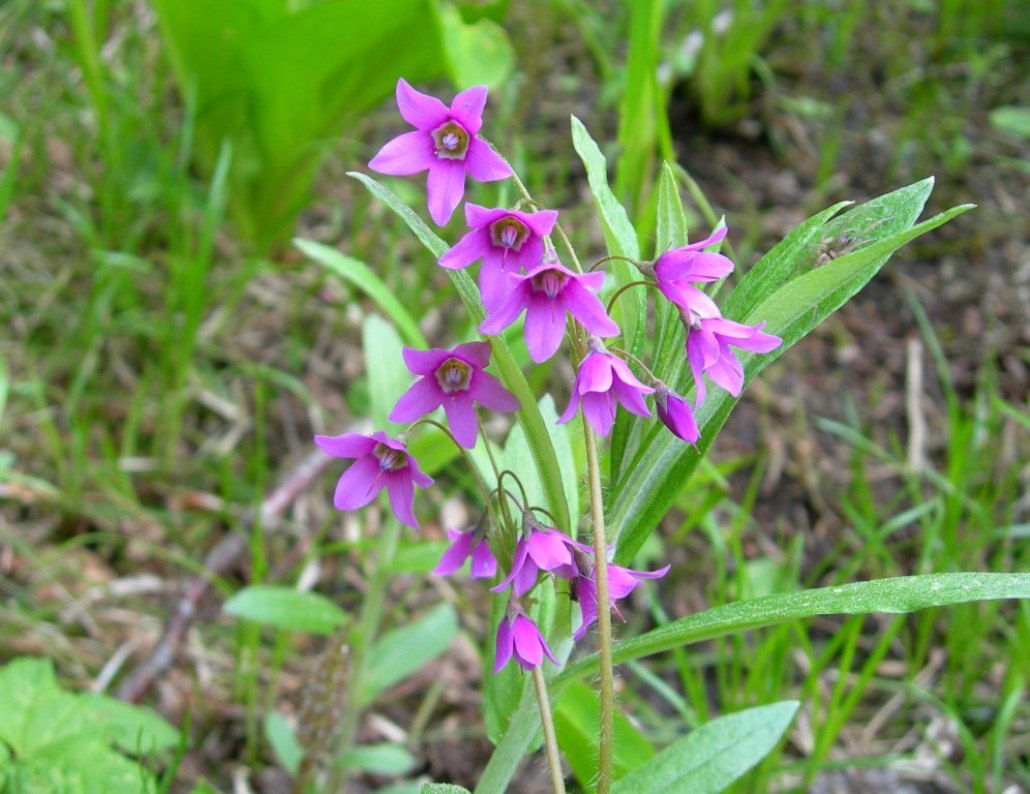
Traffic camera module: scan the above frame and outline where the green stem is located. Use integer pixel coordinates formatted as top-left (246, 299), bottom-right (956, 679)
top-left (533, 665), bottom-right (568, 794)
top-left (583, 423), bottom-right (615, 793)
top-left (331, 518), bottom-right (401, 793)
top-left (606, 279), bottom-right (659, 316)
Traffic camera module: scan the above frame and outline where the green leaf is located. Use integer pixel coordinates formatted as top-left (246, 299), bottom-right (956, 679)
top-left (989, 105), bottom-right (1030, 139)
top-left (360, 602), bottom-right (457, 705)
top-left (80, 694), bottom-right (180, 754)
top-left (223, 585), bottom-right (348, 635)
top-left (349, 171), bottom-right (571, 533)
top-left (611, 702), bottom-right (799, 794)
top-left (363, 314), bottom-right (410, 432)
top-left (437, 1), bottom-right (515, 89)
top-left (554, 681), bottom-right (656, 788)
top-left (422, 785), bottom-right (473, 794)
top-left (264, 710), bottom-right (303, 775)
top-left (338, 742), bottom-right (416, 774)
top-left (610, 180), bottom-right (974, 563)
top-left (559, 573), bottom-right (1030, 684)
top-left (295, 238), bottom-right (426, 348)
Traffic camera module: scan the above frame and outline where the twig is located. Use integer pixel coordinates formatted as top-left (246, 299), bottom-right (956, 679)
top-left (116, 446), bottom-right (333, 703)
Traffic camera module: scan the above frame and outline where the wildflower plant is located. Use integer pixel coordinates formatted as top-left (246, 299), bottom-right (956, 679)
top-left (298, 79), bottom-right (1030, 793)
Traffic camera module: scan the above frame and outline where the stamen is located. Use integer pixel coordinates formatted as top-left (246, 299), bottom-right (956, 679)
top-left (373, 442), bottom-right (407, 471)
top-left (431, 120), bottom-right (470, 160)
top-left (531, 269), bottom-right (566, 299)
top-left (435, 357), bottom-right (472, 393)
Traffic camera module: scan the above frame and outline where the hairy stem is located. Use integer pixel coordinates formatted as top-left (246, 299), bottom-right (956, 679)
top-left (533, 665), bottom-right (567, 794)
top-left (583, 424), bottom-right (615, 793)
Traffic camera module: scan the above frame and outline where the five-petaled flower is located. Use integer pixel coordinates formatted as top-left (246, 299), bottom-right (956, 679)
top-left (652, 226), bottom-right (734, 320)
top-left (568, 555), bottom-right (671, 641)
top-left (479, 260), bottom-right (618, 363)
top-left (494, 611), bottom-right (559, 673)
top-left (433, 525), bottom-right (497, 580)
top-left (439, 204), bottom-right (560, 312)
top-left (369, 79), bottom-right (511, 226)
top-left (491, 515), bottom-right (588, 597)
top-left (314, 431), bottom-right (433, 529)
top-left (389, 341), bottom-right (519, 449)
top-left (654, 383), bottom-right (700, 443)
top-left (684, 315), bottom-right (782, 407)
top-left (557, 339), bottom-right (655, 436)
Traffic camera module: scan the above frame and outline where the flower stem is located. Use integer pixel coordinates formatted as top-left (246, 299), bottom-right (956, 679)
top-left (532, 665), bottom-right (567, 794)
top-left (605, 279), bottom-right (659, 316)
top-left (582, 423), bottom-right (615, 794)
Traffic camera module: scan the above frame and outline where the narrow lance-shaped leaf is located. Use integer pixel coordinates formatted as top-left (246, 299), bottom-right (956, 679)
top-left (348, 171), bottom-right (571, 532)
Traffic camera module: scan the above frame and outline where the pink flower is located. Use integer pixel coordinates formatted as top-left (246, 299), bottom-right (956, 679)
top-left (685, 316), bottom-right (782, 407)
top-left (369, 79), bottom-right (512, 226)
top-left (491, 517), bottom-right (588, 597)
top-left (557, 341), bottom-right (655, 437)
top-left (654, 383), bottom-right (700, 443)
top-left (653, 227), bottom-right (733, 319)
top-left (314, 431), bottom-right (433, 530)
top-left (433, 526), bottom-right (497, 579)
top-left (388, 341), bottom-right (519, 449)
top-left (438, 204), bottom-right (559, 312)
top-left (571, 561), bottom-right (670, 641)
top-left (479, 261), bottom-right (619, 363)
top-left (494, 613), bottom-right (559, 673)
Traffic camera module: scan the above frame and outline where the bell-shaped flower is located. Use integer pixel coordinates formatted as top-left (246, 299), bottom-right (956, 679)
top-left (314, 431), bottom-right (433, 530)
top-left (571, 559), bottom-right (671, 641)
top-left (479, 261), bottom-right (618, 363)
top-left (389, 341), bottom-right (519, 449)
top-left (557, 340), bottom-right (654, 437)
top-left (652, 226), bottom-right (734, 319)
top-left (439, 204), bottom-right (559, 312)
top-left (654, 383), bottom-right (700, 443)
top-left (433, 525), bottom-right (497, 579)
top-left (369, 79), bottom-right (511, 226)
top-left (494, 612), bottom-right (559, 673)
top-left (685, 315), bottom-right (782, 407)
top-left (491, 516), bottom-right (587, 597)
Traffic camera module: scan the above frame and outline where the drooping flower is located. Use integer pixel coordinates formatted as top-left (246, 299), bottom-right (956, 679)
top-left (684, 315), bottom-right (782, 407)
top-left (570, 558), bottom-right (671, 641)
top-left (654, 383), bottom-right (700, 443)
top-left (438, 204), bottom-right (559, 311)
top-left (314, 431), bottom-right (433, 530)
top-left (557, 339), bottom-right (655, 437)
top-left (494, 612), bottom-right (559, 673)
top-left (491, 515), bottom-right (588, 597)
top-left (433, 525), bottom-right (497, 579)
top-left (369, 79), bottom-right (512, 226)
top-left (388, 341), bottom-right (519, 449)
top-left (651, 226), bottom-right (734, 319)
top-left (479, 261), bottom-right (618, 363)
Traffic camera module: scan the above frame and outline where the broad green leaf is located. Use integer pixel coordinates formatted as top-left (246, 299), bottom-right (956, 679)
top-left (554, 681), bottom-right (656, 788)
top-left (349, 171), bottom-right (571, 533)
top-left (610, 180), bottom-right (973, 563)
top-left (80, 694), bottom-right (180, 754)
top-left (338, 742), bottom-right (416, 774)
top-left (559, 573), bottom-right (1030, 685)
top-left (611, 702), bottom-right (799, 794)
top-left (360, 602), bottom-right (457, 705)
top-left (296, 238), bottom-right (426, 348)
top-left (437, 2), bottom-right (515, 89)
top-left (363, 314), bottom-right (410, 432)
top-left (223, 585), bottom-right (348, 635)
top-left (264, 710), bottom-right (303, 775)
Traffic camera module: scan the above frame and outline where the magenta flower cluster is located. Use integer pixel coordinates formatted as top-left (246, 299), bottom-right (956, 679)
top-left (318, 80), bottom-right (783, 674)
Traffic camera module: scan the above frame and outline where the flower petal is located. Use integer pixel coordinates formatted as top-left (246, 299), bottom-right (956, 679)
top-left (438, 228), bottom-right (491, 270)
top-left (523, 295), bottom-right (566, 363)
top-left (433, 530), bottom-right (474, 576)
top-left (384, 470), bottom-right (418, 529)
top-left (522, 208), bottom-right (559, 237)
top-left (525, 530), bottom-right (573, 571)
top-left (512, 616), bottom-right (544, 668)
top-left (563, 281), bottom-right (620, 337)
top-left (333, 456), bottom-right (383, 510)
top-left (402, 346), bottom-right (449, 376)
top-left (706, 345), bottom-right (745, 396)
top-left (576, 352), bottom-right (614, 394)
top-left (470, 539), bottom-right (498, 579)
top-left (612, 377), bottom-right (652, 418)
top-left (581, 391), bottom-right (617, 436)
top-left (389, 377), bottom-right (442, 424)
top-left (479, 283), bottom-right (528, 335)
top-left (442, 394), bottom-right (479, 449)
top-left (369, 130), bottom-right (433, 175)
top-left (314, 432), bottom-right (375, 459)
top-left (493, 617), bottom-right (514, 674)
top-left (452, 340), bottom-right (492, 369)
top-left (556, 391), bottom-right (581, 426)
top-left (426, 162), bottom-right (467, 226)
top-left (470, 371), bottom-right (520, 413)
top-left (449, 85), bottom-right (488, 134)
top-left (465, 138), bottom-right (512, 182)
top-left (395, 78), bottom-right (449, 130)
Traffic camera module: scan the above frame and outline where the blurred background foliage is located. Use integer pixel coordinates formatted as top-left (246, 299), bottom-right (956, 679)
top-left (1, 0), bottom-right (1028, 791)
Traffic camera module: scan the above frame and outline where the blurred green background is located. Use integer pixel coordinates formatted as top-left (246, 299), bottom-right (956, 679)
top-left (1, 0), bottom-right (1027, 791)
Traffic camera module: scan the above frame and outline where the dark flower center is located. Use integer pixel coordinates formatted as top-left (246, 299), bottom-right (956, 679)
top-left (435, 357), bottom-right (472, 393)
top-left (373, 442), bottom-right (407, 471)
top-left (489, 217), bottom-right (530, 252)
top-left (530, 268), bottom-right (567, 299)
top-left (431, 120), bottom-right (470, 160)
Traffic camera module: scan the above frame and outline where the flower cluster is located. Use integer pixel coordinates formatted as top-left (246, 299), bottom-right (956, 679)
top-left (319, 80), bottom-right (783, 673)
